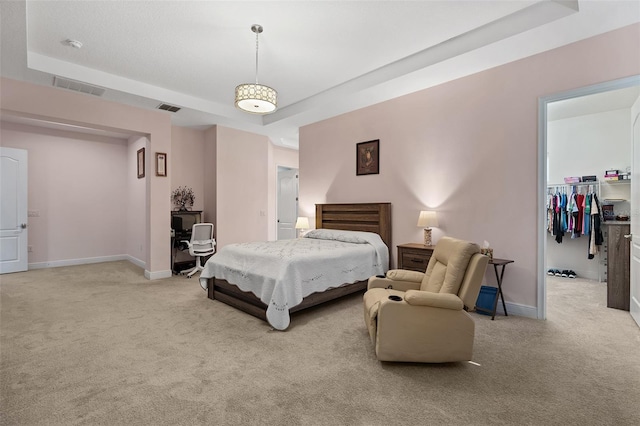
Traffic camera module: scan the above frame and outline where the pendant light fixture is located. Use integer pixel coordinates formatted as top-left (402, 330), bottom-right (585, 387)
top-left (235, 24), bottom-right (277, 114)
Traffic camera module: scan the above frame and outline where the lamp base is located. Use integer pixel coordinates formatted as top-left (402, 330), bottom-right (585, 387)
top-left (423, 228), bottom-right (432, 246)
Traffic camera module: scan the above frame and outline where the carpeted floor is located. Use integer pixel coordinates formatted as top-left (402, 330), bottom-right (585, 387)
top-left (1, 261), bottom-right (639, 425)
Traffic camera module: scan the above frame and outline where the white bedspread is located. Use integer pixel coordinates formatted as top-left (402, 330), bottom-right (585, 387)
top-left (199, 229), bottom-right (389, 330)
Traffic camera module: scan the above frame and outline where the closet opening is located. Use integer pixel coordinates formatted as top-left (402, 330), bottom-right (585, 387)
top-left (538, 76), bottom-right (640, 320)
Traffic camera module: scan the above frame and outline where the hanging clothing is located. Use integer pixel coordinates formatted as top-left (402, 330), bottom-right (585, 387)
top-left (547, 192), bottom-right (555, 234)
top-left (570, 192), bottom-right (580, 238)
top-left (574, 193), bottom-right (584, 235)
top-left (545, 184), bottom-right (602, 258)
top-left (554, 192), bottom-right (564, 243)
top-left (583, 194), bottom-right (591, 236)
top-left (588, 194), bottom-right (604, 259)
top-left (561, 193), bottom-right (568, 232)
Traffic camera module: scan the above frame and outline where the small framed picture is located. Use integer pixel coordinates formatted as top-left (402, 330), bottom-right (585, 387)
top-left (356, 139), bottom-right (379, 176)
top-left (137, 147), bottom-right (145, 179)
top-left (156, 152), bottom-right (167, 177)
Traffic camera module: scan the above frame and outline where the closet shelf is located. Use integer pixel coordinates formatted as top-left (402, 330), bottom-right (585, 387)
top-left (602, 198), bottom-right (627, 203)
top-left (547, 182), bottom-right (598, 187)
top-left (601, 179), bottom-right (630, 184)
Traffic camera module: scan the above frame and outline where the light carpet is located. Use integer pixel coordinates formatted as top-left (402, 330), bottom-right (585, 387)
top-left (1, 262), bottom-right (639, 425)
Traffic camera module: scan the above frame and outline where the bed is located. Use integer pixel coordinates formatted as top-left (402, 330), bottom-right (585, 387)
top-left (199, 202), bottom-right (391, 330)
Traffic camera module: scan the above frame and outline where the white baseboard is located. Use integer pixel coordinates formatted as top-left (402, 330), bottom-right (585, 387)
top-left (145, 269), bottom-right (172, 280)
top-left (29, 255), bottom-right (129, 270)
top-left (125, 255), bottom-right (146, 269)
top-left (27, 255), bottom-right (176, 281)
top-left (494, 301), bottom-right (538, 319)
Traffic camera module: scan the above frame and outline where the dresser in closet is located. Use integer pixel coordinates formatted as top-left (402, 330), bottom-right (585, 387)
top-left (605, 222), bottom-right (631, 311)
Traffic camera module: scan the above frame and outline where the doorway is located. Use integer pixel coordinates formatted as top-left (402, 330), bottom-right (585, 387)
top-left (538, 76), bottom-right (640, 320)
top-left (277, 166), bottom-right (299, 240)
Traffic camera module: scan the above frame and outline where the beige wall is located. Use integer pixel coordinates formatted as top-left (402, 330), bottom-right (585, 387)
top-left (299, 23), bottom-right (640, 313)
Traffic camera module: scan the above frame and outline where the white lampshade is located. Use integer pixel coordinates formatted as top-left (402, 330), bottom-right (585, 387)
top-left (417, 211), bottom-right (439, 228)
top-left (295, 217), bottom-right (310, 229)
top-left (235, 83), bottom-right (277, 114)
top-left (235, 24), bottom-right (278, 115)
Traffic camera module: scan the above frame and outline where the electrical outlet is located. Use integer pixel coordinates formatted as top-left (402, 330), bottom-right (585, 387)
top-left (28, 246), bottom-right (33, 253)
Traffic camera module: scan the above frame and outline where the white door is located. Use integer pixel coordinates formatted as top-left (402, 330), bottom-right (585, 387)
top-left (0, 147), bottom-right (28, 274)
top-left (277, 168), bottom-right (298, 240)
top-left (630, 111), bottom-right (640, 328)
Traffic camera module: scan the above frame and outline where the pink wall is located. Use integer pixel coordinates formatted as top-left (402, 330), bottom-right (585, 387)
top-left (299, 23), bottom-right (640, 311)
top-left (1, 77), bottom-right (172, 277)
top-left (203, 126), bottom-right (217, 226)
top-left (170, 126), bottom-right (205, 212)
top-left (215, 126), bottom-right (270, 248)
top-left (127, 136), bottom-right (147, 266)
top-left (170, 126), bottom-right (299, 247)
top-left (1, 122), bottom-right (128, 265)
top-left (1, 98), bottom-right (298, 273)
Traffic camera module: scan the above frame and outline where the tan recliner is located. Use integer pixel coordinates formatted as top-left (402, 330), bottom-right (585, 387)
top-left (363, 236), bottom-right (489, 363)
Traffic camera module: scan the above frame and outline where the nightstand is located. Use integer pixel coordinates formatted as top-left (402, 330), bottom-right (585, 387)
top-left (397, 243), bottom-right (435, 272)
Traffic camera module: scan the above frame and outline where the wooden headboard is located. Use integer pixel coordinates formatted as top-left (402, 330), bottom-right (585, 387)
top-left (315, 203), bottom-right (392, 255)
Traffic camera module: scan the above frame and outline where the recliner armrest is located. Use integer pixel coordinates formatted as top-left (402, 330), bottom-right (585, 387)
top-left (404, 290), bottom-right (464, 310)
top-left (386, 269), bottom-right (425, 282)
top-left (367, 276), bottom-right (421, 291)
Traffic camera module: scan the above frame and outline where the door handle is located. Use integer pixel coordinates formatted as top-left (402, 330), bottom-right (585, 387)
top-left (21, 223), bottom-right (27, 229)
top-left (623, 234), bottom-right (632, 239)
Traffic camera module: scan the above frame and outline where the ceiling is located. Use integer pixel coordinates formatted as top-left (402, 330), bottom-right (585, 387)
top-left (1, 1), bottom-right (639, 148)
top-left (548, 85), bottom-right (640, 121)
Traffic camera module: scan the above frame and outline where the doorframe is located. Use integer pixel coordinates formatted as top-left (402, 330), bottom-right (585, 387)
top-left (537, 74), bottom-right (640, 320)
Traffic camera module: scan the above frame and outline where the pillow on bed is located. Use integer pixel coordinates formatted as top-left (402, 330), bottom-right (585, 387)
top-left (304, 229), bottom-right (371, 244)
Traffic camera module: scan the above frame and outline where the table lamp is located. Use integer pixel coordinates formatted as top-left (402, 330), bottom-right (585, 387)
top-left (417, 211), bottom-right (438, 246)
top-left (295, 216), bottom-right (310, 238)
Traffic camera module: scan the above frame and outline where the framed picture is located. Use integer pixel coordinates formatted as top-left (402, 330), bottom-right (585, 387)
top-left (156, 152), bottom-right (167, 177)
top-left (356, 139), bottom-right (379, 176)
top-left (137, 148), bottom-right (145, 179)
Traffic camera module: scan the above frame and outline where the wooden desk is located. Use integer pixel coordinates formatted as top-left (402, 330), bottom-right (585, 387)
top-left (476, 258), bottom-right (514, 320)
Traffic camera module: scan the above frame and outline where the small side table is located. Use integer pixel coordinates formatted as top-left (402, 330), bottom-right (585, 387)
top-left (476, 258), bottom-right (514, 320)
top-left (397, 243), bottom-right (435, 272)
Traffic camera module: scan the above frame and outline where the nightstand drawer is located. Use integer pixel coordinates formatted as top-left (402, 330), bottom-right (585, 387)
top-left (401, 252), bottom-right (430, 271)
top-left (397, 243), bottom-right (434, 272)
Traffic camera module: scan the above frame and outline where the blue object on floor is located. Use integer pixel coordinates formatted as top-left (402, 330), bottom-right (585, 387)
top-left (476, 285), bottom-right (498, 315)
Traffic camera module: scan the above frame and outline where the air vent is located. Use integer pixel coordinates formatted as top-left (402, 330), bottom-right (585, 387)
top-left (53, 76), bottom-right (105, 96)
top-left (157, 103), bottom-right (181, 113)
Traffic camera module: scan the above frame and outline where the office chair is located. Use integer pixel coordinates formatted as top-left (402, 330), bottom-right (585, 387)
top-left (180, 223), bottom-right (215, 278)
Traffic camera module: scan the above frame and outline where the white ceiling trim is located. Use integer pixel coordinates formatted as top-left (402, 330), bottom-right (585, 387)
top-left (266, 0), bottom-right (579, 125)
top-left (4, 0), bottom-right (639, 149)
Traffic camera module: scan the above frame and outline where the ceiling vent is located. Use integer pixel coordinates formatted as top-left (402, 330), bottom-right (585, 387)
top-left (53, 76), bottom-right (105, 96)
top-left (157, 103), bottom-right (181, 113)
